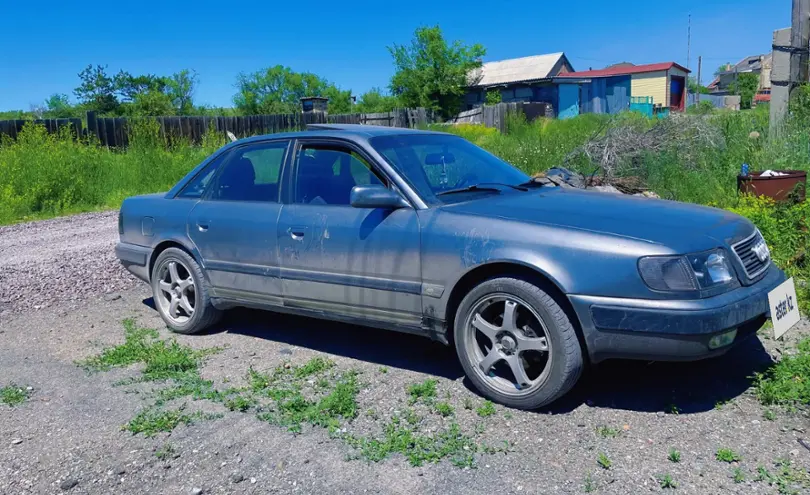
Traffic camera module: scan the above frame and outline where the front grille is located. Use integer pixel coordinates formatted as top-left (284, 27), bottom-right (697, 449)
top-left (731, 230), bottom-right (770, 279)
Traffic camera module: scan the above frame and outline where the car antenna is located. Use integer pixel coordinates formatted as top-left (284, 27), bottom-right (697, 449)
top-left (226, 131), bottom-right (238, 143)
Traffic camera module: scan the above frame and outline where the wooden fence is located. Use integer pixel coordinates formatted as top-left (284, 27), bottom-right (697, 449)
top-left (0, 103), bottom-right (551, 147)
top-left (446, 102), bottom-right (555, 133)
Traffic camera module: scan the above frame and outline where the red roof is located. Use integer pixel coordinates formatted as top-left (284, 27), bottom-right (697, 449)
top-left (557, 62), bottom-right (690, 78)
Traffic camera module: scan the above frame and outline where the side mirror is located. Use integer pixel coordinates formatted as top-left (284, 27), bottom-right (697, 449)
top-left (350, 185), bottom-right (409, 209)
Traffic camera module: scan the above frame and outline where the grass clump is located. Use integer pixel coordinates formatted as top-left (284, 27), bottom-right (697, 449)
top-left (584, 472), bottom-right (596, 492)
top-left (78, 318), bottom-right (218, 381)
top-left (346, 418), bottom-right (479, 468)
top-left (155, 443), bottom-right (176, 460)
top-left (596, 425), bottom-right (620, 438)
top-left (256, 370), bottom-right (359, 433)
top-left (668, 448), bottom-right (681, 463)
top-left (754, 338), bottom-right (810, 407)
top-left (0, 385), bottom-right (30, 406)
top-left (716, 448), bottom-right (741, 463)
top-left (733, 467), bottom-right (745, 483)
top-left (597, 452), bottom-right (612, 470)
top-left (476, 400), bottom-right (496, 418)
top-left (125, 407), bottom-right (203, 436)
top-left (407, 379), bottom-right (437, 404)
top-left (435, 402), bottom-right (454, 417)
top-left (658, 473), bottom-right (677, 489)
top-left (756, 459), bottom-right (810, 494)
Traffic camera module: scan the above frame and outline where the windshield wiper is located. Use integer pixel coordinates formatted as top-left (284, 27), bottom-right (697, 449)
top-left (516, 179), bottom-right (549, 188)
top-left (436, 182), bottom-right (528, 196)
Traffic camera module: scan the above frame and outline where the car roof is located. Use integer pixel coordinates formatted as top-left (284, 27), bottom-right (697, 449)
top-left (231, 124), bottom-right (449, 145)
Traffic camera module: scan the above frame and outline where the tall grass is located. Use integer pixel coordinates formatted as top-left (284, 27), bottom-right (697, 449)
top-left (0, 120), bottom-right (224, 224)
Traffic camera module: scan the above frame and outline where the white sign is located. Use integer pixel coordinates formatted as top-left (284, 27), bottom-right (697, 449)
top-left (768, 277), bottom-right (800, 340)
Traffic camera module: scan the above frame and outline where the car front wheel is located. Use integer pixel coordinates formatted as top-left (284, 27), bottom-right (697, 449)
top-left (454, 277), bottom-right (583, 409)
top-left (151, 247), bottom-right (220, 334)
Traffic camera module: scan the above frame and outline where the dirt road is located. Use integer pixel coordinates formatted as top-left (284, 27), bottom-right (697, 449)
top-left (1, 213), bottom-right (808, 494)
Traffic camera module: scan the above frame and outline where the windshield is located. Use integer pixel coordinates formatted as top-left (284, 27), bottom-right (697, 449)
top-left (369, 134), bottom-right (530, 204)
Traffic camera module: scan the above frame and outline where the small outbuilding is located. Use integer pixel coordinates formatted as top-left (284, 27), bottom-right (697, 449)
top-left (554, 62), bottom-right (690, 118)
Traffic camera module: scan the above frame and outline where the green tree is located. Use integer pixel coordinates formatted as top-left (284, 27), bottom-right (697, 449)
top-left (128, 90), bottom-right (176, 116)
top-left (730, 72), bottom-right (760, 109)
top-left (114, 71), bottom-right (167, 102)
top-left (354, 88), bottom-right (399, 113)
top-left (485, 89), bottom-right (502, 105)
top-left (165, 70), bottom-right (198, 115)
top-left (233, 65), bottom-right (350, 114)
top-left (43, 94), bottom-right (75, 118)
top-left (388, 25), bottom-right (485, 118)
top-left (322, 85), bottom-right (353, 114)
top-left (714, 64), bottom-right (731, 77)
top-left (687, 77), bottom-right (710, 95)
top-left (74, 64), bottom-right (119, 114)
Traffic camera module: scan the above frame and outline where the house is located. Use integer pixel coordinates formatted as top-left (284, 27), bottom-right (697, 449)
top-left (553, 62), bottom-right (690, 119)
top-left (707, 54), bottom-right (772, 101)
top-left (464, 52), bottom-right (574, 110)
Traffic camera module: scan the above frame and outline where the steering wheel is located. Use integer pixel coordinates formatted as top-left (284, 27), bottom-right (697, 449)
top-left (453, 173), bottom-right (479, 189)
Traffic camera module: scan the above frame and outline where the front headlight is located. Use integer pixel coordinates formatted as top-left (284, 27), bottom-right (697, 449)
top-left (638, 249), bottom-right (735, 292)
top-left (687, 249), bottom-right (734, 289)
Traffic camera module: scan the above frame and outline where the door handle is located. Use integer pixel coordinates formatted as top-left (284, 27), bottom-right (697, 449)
top-left (288, 227), bottom-right (306, 241)
top-left (197, 222), bottom-right (209, 232)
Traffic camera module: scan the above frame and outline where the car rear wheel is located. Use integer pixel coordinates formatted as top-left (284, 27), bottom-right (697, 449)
top-left (454, 277), bottom-right (583, 409)
top-left (151, 247), bottom-right (221, 334)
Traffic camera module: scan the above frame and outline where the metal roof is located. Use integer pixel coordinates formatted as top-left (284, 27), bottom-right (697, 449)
top-left (468, 52), bottom-right (566, 87)
top-left (557, 62), bottom-right (690, 79)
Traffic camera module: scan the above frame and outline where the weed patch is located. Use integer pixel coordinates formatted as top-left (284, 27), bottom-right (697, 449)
top-left (0, 385), bottom-right (30, 406)
top-left (596, 425), bottom-right (620, 438)
top-left (668, 448), bottom-right (681, 463)
top-left (125, 407), bottom-right (204, 437)
top-left (476, 400), bottom-right (496, 418)
top-left (407, 379), bottom-right (437, 404)
top-left (754, 338), bottom-right (810, 407)
top-left (597, 452), bottom-right (612, 470)
top-left (716, 448), bottom-right (741, 463)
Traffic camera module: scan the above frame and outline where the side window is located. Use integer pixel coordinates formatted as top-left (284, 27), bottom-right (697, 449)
top-left (294, 145), bottom-right (384, 205)
top-left (177, 156), bottom-right (223, 199)
top-left (209, 141), bottom-right (288, 202)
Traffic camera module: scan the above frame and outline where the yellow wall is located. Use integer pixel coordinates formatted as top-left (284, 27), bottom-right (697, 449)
top-left (631, 71), bottom-right (668, 107)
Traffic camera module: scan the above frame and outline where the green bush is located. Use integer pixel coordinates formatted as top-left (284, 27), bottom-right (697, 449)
top-left (726, 195), bottom-right (810, 312)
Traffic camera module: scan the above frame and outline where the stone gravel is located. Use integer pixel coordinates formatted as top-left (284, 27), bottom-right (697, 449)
top-left (0, 211), bottom-right (136, 316)
top-left (1, 214), bottom-right (809, 494)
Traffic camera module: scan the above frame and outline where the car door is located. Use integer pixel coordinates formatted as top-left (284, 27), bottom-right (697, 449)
top-left (187, 139), bottom-right (290, 304)
top-left (277, 139), bottom-right (423, 328)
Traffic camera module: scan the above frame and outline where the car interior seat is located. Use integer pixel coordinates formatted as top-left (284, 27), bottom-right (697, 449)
top-left (216, 157), bottom-right (256, 201)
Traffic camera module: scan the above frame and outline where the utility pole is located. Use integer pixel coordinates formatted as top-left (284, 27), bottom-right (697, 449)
top-left (697, 56), bottom-right (702, 104)
top-left (771, 0), bottom-right (810, 133)
top-left (686, 14), bottom-right (692, 71)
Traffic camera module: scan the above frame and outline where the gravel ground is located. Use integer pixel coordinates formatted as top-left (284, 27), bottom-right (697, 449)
top-left (1, 214), bottom-right (809, 495)
top-left (0, 211), bottom-right (136, 316)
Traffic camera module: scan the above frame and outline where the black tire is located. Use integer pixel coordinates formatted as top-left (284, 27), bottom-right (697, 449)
top-left (453, 276), bottom-right (583, 409)
top-left (151, 247), bottom-right (221, 334)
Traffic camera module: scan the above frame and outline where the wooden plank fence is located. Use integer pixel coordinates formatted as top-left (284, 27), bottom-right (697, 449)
top-left (0, 102), bottom-right (552, 147)
top-left (445, 102), bottom-right (555, 133)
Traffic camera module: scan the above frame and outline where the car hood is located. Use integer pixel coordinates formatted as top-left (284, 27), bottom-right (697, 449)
top-left (442, 187), bottom-right (753, 252)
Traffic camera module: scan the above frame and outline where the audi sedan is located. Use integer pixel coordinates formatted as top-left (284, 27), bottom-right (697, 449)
top-left (116, 124), bottom-right (789, 409)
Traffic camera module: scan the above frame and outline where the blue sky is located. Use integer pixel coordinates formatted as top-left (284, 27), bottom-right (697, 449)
top-left (0, 0), bottom-right (790, 111)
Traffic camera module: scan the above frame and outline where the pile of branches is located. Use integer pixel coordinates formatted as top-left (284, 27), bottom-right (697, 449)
top-left (563, 114), bottom-right (725, 181)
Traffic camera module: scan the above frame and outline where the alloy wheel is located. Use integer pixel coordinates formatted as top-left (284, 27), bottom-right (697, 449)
top-left (463, 294), bottom-right (553, 396)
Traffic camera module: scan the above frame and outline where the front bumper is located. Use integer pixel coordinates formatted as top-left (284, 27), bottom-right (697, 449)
top-left (115, 242), bottom-right (151, 282)
top-left (569, 264), bottom-right (786, 363)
